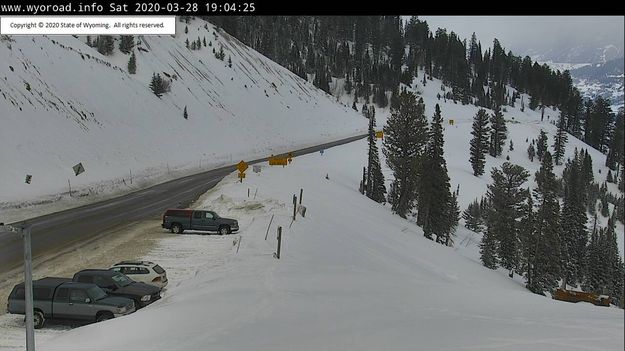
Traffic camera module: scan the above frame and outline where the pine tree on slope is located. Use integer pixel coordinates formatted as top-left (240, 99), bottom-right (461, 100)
top-left (552, 112), bottom-right (568, 165)
top-left (527, 143), bottom-right (536, 162)
top-left (483, 162), bottom-right (529, 277)
top-left (366, 106), bottom-right (386, 203)
top-left (462, 199), bottom-right (483, 232)
top-left (536, 129), bottom-right (548, 162)
top-left (127, 51), bottom-right (137, 74)
top-left (561, 150), bottom-right (588, 287)
top-left (519, 190), bottom-right (536, 289)
top-left (469, 109), bottom-right (490, 176)
top-left (418, 104), bottom-right (453, 243)
top-left (489, 105), bottom-right (507, 157)
top-left (606, 110), bottom-right (624, 171)
top-left (529, 152), bottom-right (563, 294)
top-left (119, 35), bottom-right (135, 54)
top-left (383, 91), bottom-right (428, 218)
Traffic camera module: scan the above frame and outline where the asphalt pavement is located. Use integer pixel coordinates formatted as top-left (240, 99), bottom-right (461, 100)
top-left (0, 134), bottom-right (366, 274)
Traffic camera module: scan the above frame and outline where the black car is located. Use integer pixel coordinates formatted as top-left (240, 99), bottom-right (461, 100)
top-left (72, 269), bottom-right (161, 308)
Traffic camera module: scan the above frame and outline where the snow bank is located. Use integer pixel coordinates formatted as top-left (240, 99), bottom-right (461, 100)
top-left (35, 140), bottom-right (623, 351)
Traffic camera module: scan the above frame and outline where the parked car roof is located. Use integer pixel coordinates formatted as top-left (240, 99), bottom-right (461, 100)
top-left (33, 277), bottom-right (72, 287)
top-left (114, 260), bottom-right (155, 266)
top-left (74, 269), bottom-right (118, 276)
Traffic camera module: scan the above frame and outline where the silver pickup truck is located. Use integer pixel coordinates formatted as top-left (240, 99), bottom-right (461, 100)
top-left (7, 277), bottom-right (135, 328)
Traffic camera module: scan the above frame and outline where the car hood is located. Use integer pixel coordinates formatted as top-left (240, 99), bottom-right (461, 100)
top-left (221, 217), bottom-right (237, 224)
top-left (97, 296), bottom-right (135, 307)
top-left (116, 282), bottom-right (161, 296)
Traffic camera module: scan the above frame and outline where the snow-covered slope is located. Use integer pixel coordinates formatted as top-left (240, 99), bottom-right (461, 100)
top-left (0, 19), bottom-right (365, 212)
top-left (31, 139), bottom-right (624, 351)
top-left (333, 70), bottom-right (624, 256)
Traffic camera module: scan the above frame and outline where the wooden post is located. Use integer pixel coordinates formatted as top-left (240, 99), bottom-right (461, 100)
top-left (248, 188), bottom-right (250, 197)
top-left (299, 188), bottom-right (303, 205)
top-left (254, 188), bottom-right (258, 199)
top-left (68, 179), bottom-right (72, 197)
top-left (275, 226), bottom-right (282, 259)
top-left (293, 195), bottom-right (297, 221)
top-left (264, 214), bottom-right (274, 240)
top-left (236, 235), bottom-right (242, 254)
top-left (361, 167), bottom-right (366, 194)
top-left (129, 169), bottom-right (132, 185)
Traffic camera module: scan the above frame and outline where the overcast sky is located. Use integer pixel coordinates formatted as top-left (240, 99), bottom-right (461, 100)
top-left (418, 16), bottom-right (624, 59)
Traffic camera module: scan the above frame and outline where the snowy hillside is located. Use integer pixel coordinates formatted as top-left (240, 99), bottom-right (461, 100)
top-left (22, 139), bottom-right (623, 351)
top-left (0, 18), bottom-right (365, 215)
top-left (333, 70), bottom-right (624, 256)
top-left (0, 26), bottom-right (623, 349)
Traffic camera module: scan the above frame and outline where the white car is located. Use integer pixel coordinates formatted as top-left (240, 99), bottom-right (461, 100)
top-left (109, 261), bottom-right (168, 289)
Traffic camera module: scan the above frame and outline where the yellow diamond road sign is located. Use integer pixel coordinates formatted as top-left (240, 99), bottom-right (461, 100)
top-left (237, 160), bottom-right (248, 173)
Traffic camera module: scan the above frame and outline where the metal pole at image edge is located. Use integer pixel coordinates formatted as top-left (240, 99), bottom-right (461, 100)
top-left (22, 224), bottom-right (35, 350)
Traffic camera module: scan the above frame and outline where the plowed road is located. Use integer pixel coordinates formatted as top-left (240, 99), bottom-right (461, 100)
top-left (0, 134), bottom-right (365, 274)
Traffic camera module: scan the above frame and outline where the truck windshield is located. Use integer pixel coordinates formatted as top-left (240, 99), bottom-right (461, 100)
top-left (111, 273), bottom-right (133, 287)
top-left (87, 286), bottom-right (107, 301)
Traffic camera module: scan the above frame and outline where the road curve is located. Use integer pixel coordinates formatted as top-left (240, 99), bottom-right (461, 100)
top-left (0, 134), bottom-right (366, 274)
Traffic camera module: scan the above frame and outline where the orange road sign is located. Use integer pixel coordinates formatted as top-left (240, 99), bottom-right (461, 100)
top-left (237, 160), bottom-right (248, 173)
top-left (375, 131), bottom-right (384, 139)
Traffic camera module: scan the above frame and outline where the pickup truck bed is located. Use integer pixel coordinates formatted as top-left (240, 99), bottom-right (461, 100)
top-left (7, 277), bottom-right (135, 328)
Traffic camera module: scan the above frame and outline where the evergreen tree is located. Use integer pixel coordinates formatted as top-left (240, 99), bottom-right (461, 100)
top-left (600, 193), bottom-right (610, 218)
top-left (489, 105), bottom-right (507, 157)
top-left (606, 110), bottom-right (624, 171)
top-left (527, 143), bottom-right (536, 162)
top-left (127, 51), bottom-right (137, 74)
top-left (528, 152), bottom-right (562, 294)
top-left (561, 150), bottom-right (588, 287)
top-left (536, 129), bottom-right (548, 162)
top-left (469, 109), bottom-right (490, 176)
top-left (119, 35), bottom-right (134, 54)
top-left (480, 226), bottom-right (499, 269)
top-left (149, 73), bottom-right (170, 97)
top-left (383, 91), bottom-right (428, 218)
top-left (483, 162), bottom-right (529, 277)
top-left (583, 225), bottom-right (604, 293)
top-left (588, 97), bottom-right (613, 153)
top-left (462, 199), bottom-right (483, 232)
top-left (96, 35), bottom-right (115, 55)
top-left (605, 215), bottom-right (625, 302)
top-left (366, 106), bottom-right (386, 203)
top-left (552, 112), bottom-right (568, 165)
top-left (519, 190), bottom-right (536, 289)
top-left (417, 104), bottom-right (454, 243)
top-left (183, 106), bottom-right (188, 120)
top-left (444, 193), bottom-right (461, 246)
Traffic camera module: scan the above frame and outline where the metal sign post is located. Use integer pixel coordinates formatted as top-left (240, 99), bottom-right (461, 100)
top-left (22, 224), bottom-right (35, 351)
top-left (0, 223), bottom-right (34, 350)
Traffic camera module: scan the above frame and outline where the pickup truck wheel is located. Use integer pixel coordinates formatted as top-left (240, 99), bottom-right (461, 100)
top-left (96, 311), bottom-right (114, 322)
top-left (172, 223), bottom-right (183, 234)
top-left (219, 225), bottom-right (230, 235)
top-left (29, 310), bottom-right (45, 329)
